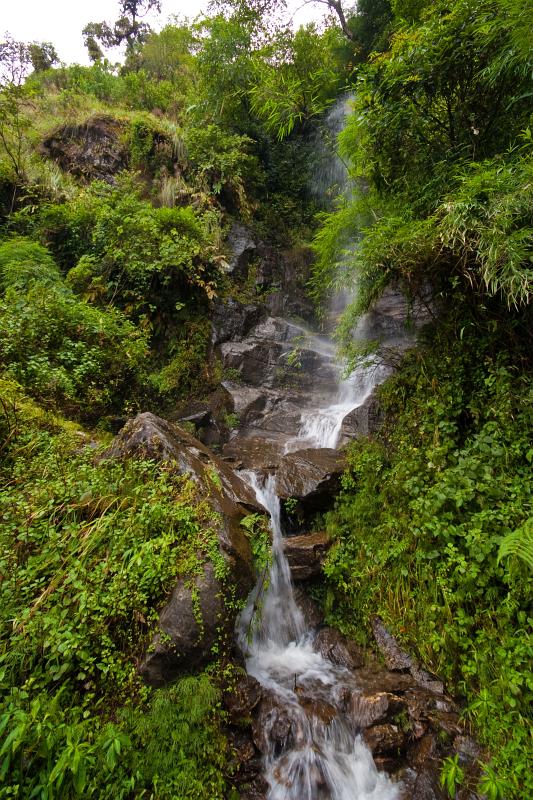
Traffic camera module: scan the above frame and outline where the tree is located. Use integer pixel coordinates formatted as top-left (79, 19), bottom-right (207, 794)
top-left (138, 24), bottom-right (194, 81)
top-left (249, 24), bottom-right (346, 139)
top-left (28, 42), bottom-right (59, 73)
top-left (83, 0), bottom-right (161, 61)
top-left (0, 35), bottom-right (32, 184)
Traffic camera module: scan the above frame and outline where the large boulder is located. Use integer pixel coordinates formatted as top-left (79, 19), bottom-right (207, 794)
top-left (105, 412), bottom-right (264, 685)
top-left (276, 448), bottom-right (345, 513)
top-left (39, 115), bottom-right (128, 182)
top-left (282, 531), bottom-right (331, 580)
top-left (106, 412), bottom-right (261, 513)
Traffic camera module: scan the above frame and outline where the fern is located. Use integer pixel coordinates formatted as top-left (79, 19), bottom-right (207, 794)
top-left (498, 520), bottom-right (533, 570)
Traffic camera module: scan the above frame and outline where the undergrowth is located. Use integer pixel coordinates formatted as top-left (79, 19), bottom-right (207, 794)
top-left (0, 381), bottom-right (231, 798)
top-left (323, 305), bottom-right (533, 797)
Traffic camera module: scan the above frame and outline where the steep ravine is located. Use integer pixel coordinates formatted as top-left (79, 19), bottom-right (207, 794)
top-left (108, 272), bottom-right (482, 798)
top-left (213, 274), bottom-right (483, 799)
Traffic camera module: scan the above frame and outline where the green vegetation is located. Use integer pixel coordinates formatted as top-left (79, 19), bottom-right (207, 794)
top-left (0, 378), bottom-right (230, 798)
top-left (310, 0), bottom-right (532, 795)
top-left (324, 317), bottom-right (532, 796)
top-left (0, 0), bottom-right (531, 796)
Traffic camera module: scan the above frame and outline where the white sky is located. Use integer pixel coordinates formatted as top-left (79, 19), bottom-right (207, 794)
top-left (2, 1), bottom-right (326, 66)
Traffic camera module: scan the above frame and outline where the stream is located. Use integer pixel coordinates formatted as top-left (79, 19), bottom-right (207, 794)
top-left (232, 97), bottom-right (405, 798)
top-left (237, 367), bottom-right (400, 800)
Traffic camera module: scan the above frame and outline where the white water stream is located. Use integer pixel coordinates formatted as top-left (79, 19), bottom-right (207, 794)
top-left (237, 353), bottom-right (399, 798)
top-left (238, 466), bottom-right (400, 799)
top-left (287, 359), bottom-right (391, 451)
top-left (235, 93), bottom-right (402, 798)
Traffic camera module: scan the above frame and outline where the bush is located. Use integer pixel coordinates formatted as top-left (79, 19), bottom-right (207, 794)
top-left (13, 179), bottom-right (224, 327)
top-left (0, 237), bottom-right (61, 290)
top-left (0, 241), bottom-right (148, 418)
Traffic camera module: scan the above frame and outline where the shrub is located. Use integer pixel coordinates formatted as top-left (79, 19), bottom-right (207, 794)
top-left (0, 236), bottom-right (61, 290)
top-left (0, 399), bottom-right (229, 798)
top-left (0, 243), bottom-right (148, 419)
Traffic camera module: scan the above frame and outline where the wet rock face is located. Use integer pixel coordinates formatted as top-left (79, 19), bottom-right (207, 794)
top-left (39, 115), bottom-right (128, 182)
top-left (105, 412), bottom-right (263, 686)
top-left (314, 627), bottom-right (365, 670)
top-left (252, 694), bottom-right (295, 755)
top-left (276, 448), bottom-right (345, 512)
top-left (224, 674), bottom-right (263, 724)
top-left (339, 393), bottom-right (383, 445)
top-left (282, 531), bottom-right (331, 580)
top-left (226, 623), bottom-right (478, 800)
top-left (293, 586), bottom-right (324, 629)
top-left (211, 298), bottom-right (266, 346)
top-left (363, 723), bottom-right (408, 756)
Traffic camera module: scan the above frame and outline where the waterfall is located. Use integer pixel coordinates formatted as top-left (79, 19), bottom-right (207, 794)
top-left (234, 94), bottom-right (403, 798)
top-left (237, 471), bottom-right (400, 800)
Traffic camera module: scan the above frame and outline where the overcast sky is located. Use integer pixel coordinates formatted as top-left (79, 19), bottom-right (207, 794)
top-left (2, 1), bottom-right (325, 66)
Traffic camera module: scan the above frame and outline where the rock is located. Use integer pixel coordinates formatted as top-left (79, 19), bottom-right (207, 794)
top-left (371, 617), bottom-right (444, 693)
top-left (224, 674), bottom-right (263, 724)
top-left (408, 733), bottom-right (437, 768)
top-left (371, 617), bottom-right (415, 672)
top-left (139, 562), bottom-right (224, 686)
top-left (283, 531), bottom-right (331, 580)
top-left (252, 695), bottom-right (294, 754)
top-left (402, 689), bottom-right (461, 740)
top-left (223, 434), bottom-right (285, 474)
top-left (219, 339), bottom-right (285, 389)
top-left (338, 393), bottom-right (383, 445)
top-left (354, 665), bottom-right (417, 695)
top-left (354, 286), bottom-right (433, 350)
top-left (363, 724), bottom-right (408, 756)
top-left (217, 315), bottom-right (339, 397)
top-left (412, 770), bottom-right (446, 800)
top-left (238, 775), bottom-right (269, 800)
top-left (105, 412), bottom-right (261, 513)
top-left (211, 298), bottom-right (265, 345)
top-left (345, 692), bottom-right (390, 728)
top-left (293, 587), bottom-right (324, 628)
top-left (297, 696), bottom-right (337, 725)
top-left (276, 448), bottom-right (345, 513)
top-left (174, 401), bottom-right (212, 429)
top-left (453, 734), bottom-right (483, 766)
top-left (104, 412), bottom-right (265, 685)
top-left (39, 115), bottom-right (128, 182)
top-left (173, 387), bottom-right (235, 449)
top-left (225, 222), bottom-right (256, 277)
top-left (228, 730), bottom-right (256, 765)
top-left (314, 627), bottom-right (364, 670)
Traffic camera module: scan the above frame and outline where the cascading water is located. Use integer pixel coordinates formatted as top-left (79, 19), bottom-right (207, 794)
top-left (286, 359), bottom-right (391, 451)
top-left (235, 93), bottom-right (403, 798)
top-left (237, 472), bottom-right (400, 800)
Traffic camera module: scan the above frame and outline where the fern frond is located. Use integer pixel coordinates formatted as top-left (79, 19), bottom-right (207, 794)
top-left (498, 520), bottom-right (533, 569)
